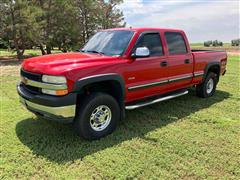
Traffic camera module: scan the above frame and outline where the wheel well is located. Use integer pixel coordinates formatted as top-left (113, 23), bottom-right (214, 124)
top-left (207, 65), bottom-right (220, 81)
top-left (76, 80), bottom-right (124, 109)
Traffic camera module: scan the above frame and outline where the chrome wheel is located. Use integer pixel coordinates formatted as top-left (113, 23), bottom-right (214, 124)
top-left (206, 78), bottom-right (214, 94)
top-left (90, 105), bottom-right (112, 131)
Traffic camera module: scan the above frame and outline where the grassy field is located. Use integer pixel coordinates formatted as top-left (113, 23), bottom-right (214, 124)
top-left (0, 53), bottom-right (240, 179)
top-left (0, 49), bottom-right (61, 61)
top-left (190, 43), bottom-right (239, 54)
top-left (190, 43), bottom-right (232, 48)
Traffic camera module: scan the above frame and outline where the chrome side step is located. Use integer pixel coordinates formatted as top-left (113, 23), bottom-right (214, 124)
top-left (125, 90), bottom-right (189, 110)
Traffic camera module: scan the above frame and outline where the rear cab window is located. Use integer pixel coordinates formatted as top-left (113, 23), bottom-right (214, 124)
top-left (135, 33), bottom-right (164, 56)
top-left (165, 32), bottom-right (188, 55)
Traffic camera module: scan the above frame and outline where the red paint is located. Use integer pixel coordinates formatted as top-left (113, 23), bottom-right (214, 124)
top-left (22, 28), bottom-right (227, 103)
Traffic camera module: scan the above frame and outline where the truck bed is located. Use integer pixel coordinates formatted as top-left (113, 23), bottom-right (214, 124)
top-left (191, 49), bottom-right (227, 76)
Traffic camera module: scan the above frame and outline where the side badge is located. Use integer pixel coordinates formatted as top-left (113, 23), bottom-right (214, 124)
top-left (128, 77), bottom-right (135, 80)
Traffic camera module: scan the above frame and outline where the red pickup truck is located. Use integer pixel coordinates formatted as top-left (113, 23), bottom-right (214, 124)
top-left (18, 28), bottom-right (227, 140)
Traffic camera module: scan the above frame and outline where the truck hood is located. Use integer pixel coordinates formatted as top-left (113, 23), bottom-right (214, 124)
top-left (22, 52), bottom-right (119, 75)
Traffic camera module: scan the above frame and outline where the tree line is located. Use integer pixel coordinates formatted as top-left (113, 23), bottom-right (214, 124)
top-left (0, 0), bottom-right (125, 59)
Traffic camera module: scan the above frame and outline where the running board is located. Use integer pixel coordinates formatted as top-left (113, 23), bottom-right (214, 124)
top-left (125, 90), bottom-right (189, 110)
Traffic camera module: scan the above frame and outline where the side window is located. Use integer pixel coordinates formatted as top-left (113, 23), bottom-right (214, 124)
top-left (135, 33), bottom-right (163, 56)
top-left (165, 32), bottom-right (187, 55)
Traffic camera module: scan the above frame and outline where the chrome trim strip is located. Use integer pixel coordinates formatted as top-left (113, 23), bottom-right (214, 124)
top-left (19, 96), bottom-right (75, 118)
top-left (194, 72), bottom-right (204, 77)
top-left (21, 76), bottom-right (67, 90)
top-left (125, 90), bottom-right (188, 110)
top-left (168, 74), bottom-right (193, 82)
top-left (128, 74), bottom-right (193, 91)
top-left (79, 73), bottom-right (118, 81)
top-left (128, 80), bottom-right (168, 91)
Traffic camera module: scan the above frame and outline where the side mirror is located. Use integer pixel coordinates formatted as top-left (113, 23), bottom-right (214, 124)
top-left (131, 47), bottom-right (150, 58)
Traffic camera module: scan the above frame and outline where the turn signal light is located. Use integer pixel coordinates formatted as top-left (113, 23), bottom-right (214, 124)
top-left (56, 89), bottom-right (68, 96)
top-left (42, 89), bottom-right (68, 96)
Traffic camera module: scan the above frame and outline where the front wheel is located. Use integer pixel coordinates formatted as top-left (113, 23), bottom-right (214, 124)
top-left (74, 93), bottom-right (120, 140)
top-left (196, 72), bottom-right (218, 98)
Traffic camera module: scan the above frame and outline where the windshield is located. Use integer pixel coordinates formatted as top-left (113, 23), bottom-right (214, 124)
top-left (82, 30), bottom-right (134, 56)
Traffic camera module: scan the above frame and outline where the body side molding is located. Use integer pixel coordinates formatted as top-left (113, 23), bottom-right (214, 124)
top-left (194, 71), bottom-right (204, 77)
top-left (128, 74), bottom-right (193, 91)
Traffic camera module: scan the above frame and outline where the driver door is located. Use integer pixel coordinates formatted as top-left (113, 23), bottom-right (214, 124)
top-left (125, 32), bottom-right (169, 101)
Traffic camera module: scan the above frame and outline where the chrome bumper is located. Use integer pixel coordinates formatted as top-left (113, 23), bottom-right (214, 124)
top-left (19, 96), bottom-right (76, 118)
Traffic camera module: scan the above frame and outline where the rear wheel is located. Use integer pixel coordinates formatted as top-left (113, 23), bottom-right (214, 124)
top-left (74, 92), bottom-right (120, 140)
top-left (196, 72), bottom-right (217, 98)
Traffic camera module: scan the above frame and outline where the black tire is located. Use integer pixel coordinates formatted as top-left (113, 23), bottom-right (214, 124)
top-left (74, 92), bottom-right (120, 140)
top-left (196, 72), bottom-right (218, 98)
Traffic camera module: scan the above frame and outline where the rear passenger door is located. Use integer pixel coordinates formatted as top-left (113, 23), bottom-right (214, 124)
top-left (164, 31), bottom-right (194, 89)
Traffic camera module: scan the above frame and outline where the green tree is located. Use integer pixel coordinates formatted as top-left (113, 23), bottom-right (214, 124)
top-left (73, 0), bottom-right (97, 44)
top-left (53, 0), bottom-right (81, 52)
top-left (96, 0), bottom-right (125, 29)
top-left (0, 0), bottom-right (126, 58)
top-left (0, 0), bottom-right (42, 59)
top-left (73, 0), bottom-right (125, 46)
top-left (33, 0), bottom-right (85, 53)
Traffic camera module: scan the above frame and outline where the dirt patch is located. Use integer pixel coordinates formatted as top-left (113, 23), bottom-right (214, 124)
top-left (0, 56), bottom-right (17, 61)
top-left (227, 52), bottom-right (240, 56)
top-left (0, 55), bottom-right (35, 62)
top-left (0, 62), bottom-right (21, 76)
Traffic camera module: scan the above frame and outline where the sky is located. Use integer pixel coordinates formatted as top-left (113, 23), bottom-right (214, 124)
top-left (118, 0), bottom-right (239, 42)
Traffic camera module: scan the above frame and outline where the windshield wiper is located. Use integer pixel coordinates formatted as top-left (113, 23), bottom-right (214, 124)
top-left (84, 50), bottom-right (105, 55)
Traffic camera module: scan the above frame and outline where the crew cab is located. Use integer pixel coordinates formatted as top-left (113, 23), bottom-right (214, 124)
top-left (17, 28), bottom-right (227, 140)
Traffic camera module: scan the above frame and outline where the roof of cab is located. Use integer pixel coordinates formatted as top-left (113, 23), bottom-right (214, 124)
top-left (102, 27), bottom-right (184, 32)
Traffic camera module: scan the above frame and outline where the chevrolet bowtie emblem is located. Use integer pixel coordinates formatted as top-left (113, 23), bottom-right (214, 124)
top-left (22, 77), bottom-right (28, 84)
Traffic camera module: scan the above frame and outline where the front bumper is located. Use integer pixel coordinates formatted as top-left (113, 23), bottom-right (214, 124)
top-left (17, 83), bottom-right (76, 123)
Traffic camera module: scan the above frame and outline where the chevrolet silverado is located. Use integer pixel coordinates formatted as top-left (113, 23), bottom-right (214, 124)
top-left (17, 28), bottom-right (227, 140)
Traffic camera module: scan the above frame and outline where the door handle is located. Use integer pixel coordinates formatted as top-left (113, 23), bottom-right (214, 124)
top-left (160, 61), bottom-right (168, 67)
top-left (184, 59), bottom-right (190, 64)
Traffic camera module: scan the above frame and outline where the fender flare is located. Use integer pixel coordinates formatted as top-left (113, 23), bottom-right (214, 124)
top-left (72, 73), bottom-right (126, 119)
top-left (203, 62), bottom-right (220, 80)
top-left (73, 73), bottom-right (125, 97)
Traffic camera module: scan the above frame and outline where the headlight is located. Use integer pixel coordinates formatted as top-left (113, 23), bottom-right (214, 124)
top-left (41, 75), bottom-right (68, 96)
top-left (42, 75), bottom-right (66, 84)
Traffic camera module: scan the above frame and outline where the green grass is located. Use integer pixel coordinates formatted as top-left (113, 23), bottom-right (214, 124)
top-left (0, 55), bottom-right (240, 179)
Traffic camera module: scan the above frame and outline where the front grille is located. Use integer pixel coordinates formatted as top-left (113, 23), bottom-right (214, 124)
top-left (25, 85), bottom-right (40, 94)
top-left (21, 69), bottom-right (42, 82)
top-left (21, 69), bottom-right (42, 94)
